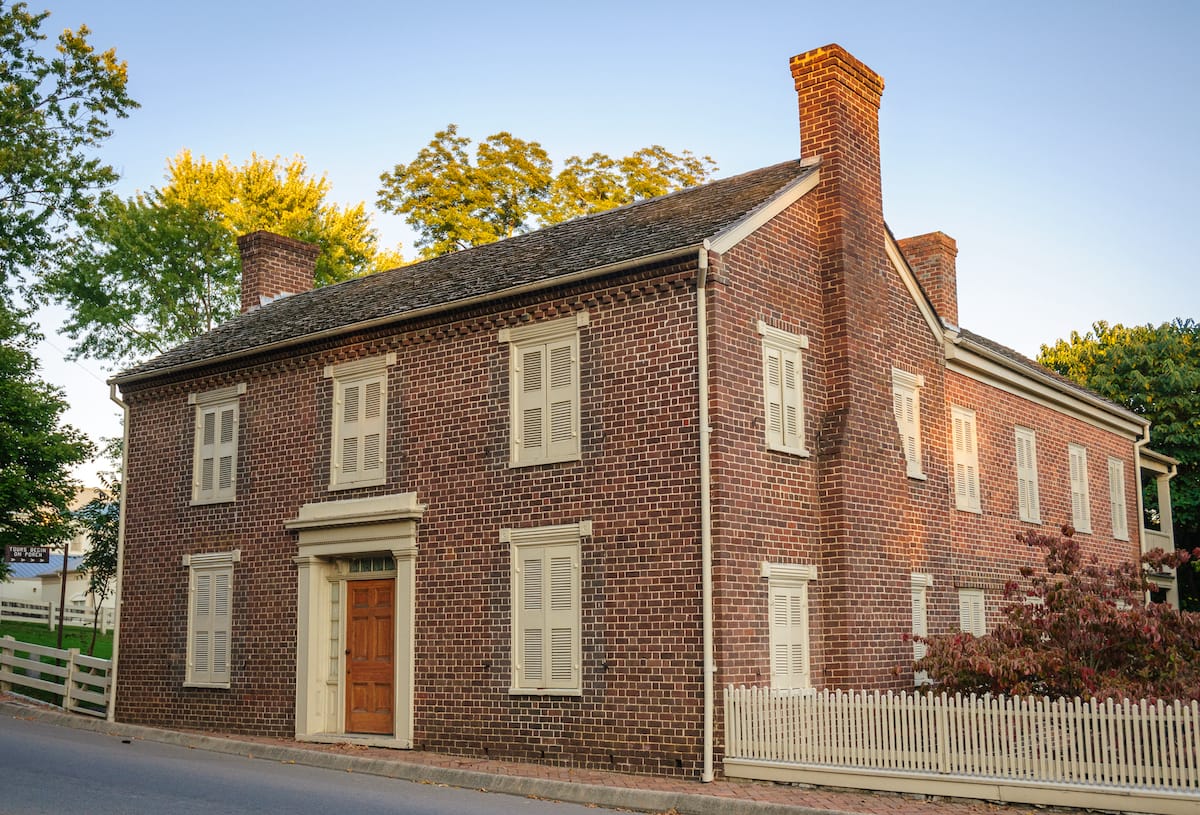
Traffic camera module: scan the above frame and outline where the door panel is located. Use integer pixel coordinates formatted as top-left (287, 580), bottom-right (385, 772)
top-left (345, 579), bottom-right (394, 734)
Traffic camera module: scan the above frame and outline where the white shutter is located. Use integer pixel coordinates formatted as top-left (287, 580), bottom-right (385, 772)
top-left (517, 555), bottom-right (544, 684)
top-left (191, 570), bottom-right (212, 682)
top-left (1069, 444), bottom-right (1092, 532)
top-left (547, 549), bottom-right (578, 687)
top-left (1015, 428), bottom-right (1039, 523)
top-left (958, 588), bottom-right (985, 636)
top-left (546, 339), bottom-right (578, 462)
top-left (1109, 458), bottom-right (1128, 540)
top-left (911, 584), bottom-right (928, 661)
top-left (952, 407), bottom-right (980, 512)
top-left (892, 372), bottom-right (922, 477)
top-left (197, 408), bottom-right (217, 499)
top-left (769, 584), bottom-right (809, 690)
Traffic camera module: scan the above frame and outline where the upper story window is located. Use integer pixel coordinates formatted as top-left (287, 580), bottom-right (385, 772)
top-left (891, 368), bottom-right (924, 478)
top-left (1014, 427), bottom-right (1041, 524)
top-left (499, 313), bottom-right (588, 467)
top-left (1108, 457), bottom-right (1129, 541)
top-left (758, 321), bottom-right (808, 456)
top-left (1068, 443), bottom-right (1092, 533)
top-left (325, 353), bottom-right (394, 490)
top-left (189, 383), bottom-right (245, 505)
top-left (951, 406), bottom-right (981, 513)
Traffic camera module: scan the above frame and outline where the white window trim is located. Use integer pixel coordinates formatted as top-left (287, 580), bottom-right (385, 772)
top-left (1068, 443), bottom-right (1092, 533)
top-left (911, 573), bottom-right (933, 685)
top-left (1014, 426), bottom-right (1041, 524)
top-left (891, 368), bottom-right (925, 479)
top-left (958, 587), bottom-right (986, 637)
top-left (183, 549), bottom-right (240, 688)
top-left (189, 383), bottom-right (245, 505)
top-left (504, 520), bottom-right (589, 696)
top-left (758, 321), bottom-right (809, 457)
top-left (325, 353), bottom-right (395, 490)
top-left (500, 313), bottom-right (588, 468)
top-left (1108, 457), bottom-right (1129, 541)
top-left (762, 561), bottom-right (817, 692)
top-left (951, 406), bottom-right (981, 513)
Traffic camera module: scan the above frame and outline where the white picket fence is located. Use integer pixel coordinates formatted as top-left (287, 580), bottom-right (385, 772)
top-left (725, 687), bottom-right (1200, 815)
top-left (0, 599), bottom-right (114, 633)
top-left (0, 635), bottom-right (112, 718)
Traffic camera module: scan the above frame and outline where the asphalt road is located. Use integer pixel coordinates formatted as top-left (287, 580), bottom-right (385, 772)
top-left (0, 714), bottom-right (628, 815)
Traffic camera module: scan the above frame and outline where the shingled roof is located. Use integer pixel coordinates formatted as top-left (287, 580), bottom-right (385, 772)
top-left (114, 160), bottom-right (817, 384)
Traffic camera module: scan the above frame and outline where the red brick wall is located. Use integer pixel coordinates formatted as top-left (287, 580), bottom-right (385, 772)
top-left (117, 258), bottom-right (709, 776)
top-left (941, 369), bottom-right (1141, 635)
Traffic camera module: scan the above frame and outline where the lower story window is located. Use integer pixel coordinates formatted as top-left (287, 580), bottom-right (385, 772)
top-left (505, 521), bottom-right (589, 695)
top-left (762, 561), bottom-right (817, 690)
top-left (183, 549), bottom-right (240, 688)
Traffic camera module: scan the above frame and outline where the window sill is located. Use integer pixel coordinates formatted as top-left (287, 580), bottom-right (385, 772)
top-left (955, 505), bottom-right (982, 515)
top-left (1019, 516), bottom-right (1042, 525)
top-left (190, 496), bottom-right (235, 507)
top-left (906, 472), bottom-right (927, 481)
top-left (327, 476), bottom-right (387, 492)
top-left (183, 681), bottom-right (231, 690)
top-left (508, 687), bottom-right (582, 697)
top-left (767, 445), bottom-right (811, 458)
top-left (509, 454), bottom-right (581, 469)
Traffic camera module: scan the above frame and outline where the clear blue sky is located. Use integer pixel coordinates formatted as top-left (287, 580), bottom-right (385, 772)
top-left (32, 0), bottom-right (1200, 482)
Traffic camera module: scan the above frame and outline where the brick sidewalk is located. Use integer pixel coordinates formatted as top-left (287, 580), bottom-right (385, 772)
top-left (2, 693), bottom-right (1051, 815)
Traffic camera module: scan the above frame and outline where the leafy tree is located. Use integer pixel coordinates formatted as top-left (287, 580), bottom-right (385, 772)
top-left (0, 1), bottom-right (136, 292)
top-left (0, 302), bottom-right (93, 580)
top-left (915, 525), bottom-right (1200, 702)
top-left (1038, 319), bottom-right (1200, 608)
top-left (75, 441), bottom-right (118, 655)
top-left (41, 151), bottom-right (403, 367)
top-left (378, 124), bottom-right (717, 259)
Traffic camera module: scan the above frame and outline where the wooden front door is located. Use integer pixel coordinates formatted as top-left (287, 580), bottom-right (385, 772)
top-left (345, 579), bottom-right (394, 734)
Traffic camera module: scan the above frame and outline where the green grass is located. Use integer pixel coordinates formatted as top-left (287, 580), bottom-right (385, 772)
top-left (0, 620), bottom-right (112, 659)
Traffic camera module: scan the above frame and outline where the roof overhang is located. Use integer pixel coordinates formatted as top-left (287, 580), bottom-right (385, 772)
top-left (111, 243), bottom-right (704, 389)
top-left (944, 331), bottom-right (1145, 439)
top-left (1140, 448), bottom-right (1178, 477)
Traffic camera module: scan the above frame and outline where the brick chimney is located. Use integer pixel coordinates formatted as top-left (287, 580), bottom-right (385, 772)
top-left (237, 230), bottom-right (318, 313)
top-left (791, 45), bottom-right (914, 690)
top-left (897, 231), bottom-right (958, 327)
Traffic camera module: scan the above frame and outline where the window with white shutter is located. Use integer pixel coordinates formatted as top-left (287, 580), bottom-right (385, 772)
top-left (500, 313), bottom-right (588, 467)
top-left (505, 522), bottom-right (587, 694)
top-left (326, 354), bottom-right (394, 489)
top-left (891, 368), bottom-right (924, 478)
top-left (957, 587), bottom-right (986, 636)
top-left (758, 321), bottom-right (808, 456)
top-left (1108, 457), bottom-right (1129, 541)
top-left (1068, 443), bottom-right (1092, 533)
top-left (911, 573), bottom-right (932, 685)
top-left (1015, 427), bottom-right (1040, 524)
top-left (184, 550), bottom-right (239, 688)
top-left (190, 384), bottom-right (245, 505)
top-left (762, 562), bottom-right (817, 691)
top-left (951, 406), bottom-right (981, 513)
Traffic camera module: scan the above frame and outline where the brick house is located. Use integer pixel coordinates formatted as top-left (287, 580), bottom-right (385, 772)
top-left (108, 44), bottom-right (1177, 780)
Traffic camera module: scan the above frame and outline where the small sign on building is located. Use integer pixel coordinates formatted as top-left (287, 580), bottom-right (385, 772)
top-left (5, 545), bottom-right (51, 564)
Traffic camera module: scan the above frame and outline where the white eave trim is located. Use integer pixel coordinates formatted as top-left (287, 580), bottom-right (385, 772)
top-left (884, 235), bottom-right (944, 344)
top-left (944, 332), bottom-right (1145, 438)
top-left (706, 164), bottom-right (821, 255)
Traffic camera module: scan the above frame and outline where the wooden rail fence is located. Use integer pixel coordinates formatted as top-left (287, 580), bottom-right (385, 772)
top-left (1, 599), bottom-right (114, 633)
top-left (0, 635), bottom-right (112, 718)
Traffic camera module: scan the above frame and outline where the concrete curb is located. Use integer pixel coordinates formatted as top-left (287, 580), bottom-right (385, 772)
top-left (1, 701), bottom-right (848, 815)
